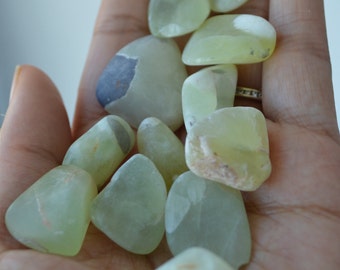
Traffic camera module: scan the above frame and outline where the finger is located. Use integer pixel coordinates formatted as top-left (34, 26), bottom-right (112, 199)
top-left (263, 0), bottom-right (339, 138)
top-left (231, 0), bottom-right (269, 110)
top-left (0, 65), bottom-right (72, 251)
top-left (73, 0), bottom-right (149, 137)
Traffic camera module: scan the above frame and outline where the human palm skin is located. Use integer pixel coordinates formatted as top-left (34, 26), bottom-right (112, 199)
top-left (0, 0), bottom-right (339, 269)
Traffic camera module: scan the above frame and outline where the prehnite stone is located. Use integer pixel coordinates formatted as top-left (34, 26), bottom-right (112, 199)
top-left (182, 64), bottom-right (237, 131)
top-left (185, 107), bottom-right (271, 191)
top-left (148, 0), bottom-right (210, 37)
top-left (96, 35), bottom-right (187, 130)
top-left (137, 117), bottom-right (188, 190)
top-left (182, 14), bottom-right (276, 65)
top-left (62, 115), bottom-right (135, 189)
top-left (5, 165), bottom-right (97, 256)
top-left (156, 247), bottom-right (234, 270)
top-left (209, 0), bottom-right (248, 12)
top-left (91, 154), bottom-right (167, 254)
top-left (165, 171), bottom-right (251, 269)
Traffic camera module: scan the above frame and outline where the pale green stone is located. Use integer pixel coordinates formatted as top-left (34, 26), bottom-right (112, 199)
top-left (165, 171), bottom-right (251, 269)
top-left (182, 14), bottom-right (276, 65)
top-left (137, 117), bottom-right (188, 190)
top-left (182, 64), bottom-right (237, 131)
top-left (5, 165), bottom-right (97, 256)
top-left (62, 115), bottom-right (135, 188)
top-left (91, 154), bottom-right (167, 254)
top-left (185, 107), bottom-right (271, 191)
top-left (210, 0), bottom-right (248, 12)
top-left (156, 247), bottom-right (234, 270)
top-left (148, 0), bottom-right (210, 37)
top-left (104, 35), bottom-right (187, 130)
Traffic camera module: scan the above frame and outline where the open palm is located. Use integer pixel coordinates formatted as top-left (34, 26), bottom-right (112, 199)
top-left (1, 0), bottom-right (339, 269)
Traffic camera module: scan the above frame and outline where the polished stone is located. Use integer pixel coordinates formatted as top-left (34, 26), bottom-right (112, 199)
top-left (148, 0), bottom-right (210, 37)
top-left (182, 64), bottom-right (237, 131)
top-left (96, 35), bottom-right (187, 130)
top-left (210, 0), bottom-right (248, 12)
top-left (185, 107), bottom-right (271, 191)
top-left (62, 115), bottom-right (135, 188)
top-left (5, 165), bottom-right (97, 256)
top-left (91, 154), bottom-right (167, 254)
top-left (156, 247), bottom-right (234, 270)
top-left (137, 117), bottom-right (188, 190)
top-left (182, 14), bottom-right (276, 65)
top-left (165, 171), bottom-right (251, 269)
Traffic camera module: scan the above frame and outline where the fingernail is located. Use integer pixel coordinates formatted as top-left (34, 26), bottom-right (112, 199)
top-left (9, 65), bottom-right (22, 102)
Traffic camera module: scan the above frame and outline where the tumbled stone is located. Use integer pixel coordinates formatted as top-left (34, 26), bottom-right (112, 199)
top-left (148, 0), bottom-right (210, 37)
top-left (91, 154), bottom-right (167, 254)
top-left (185, 107), bottom-right (271, 191)
top-left (96, 35), bottom-right (187, 130)
top-left (182, 14), bottom-right (276, 65)
top-left (62, 115), bottom-right (135, 188)
top-left (156, 247), bottom-right (234, 270)
top-left (182, 64), bottom-right (237, 131)
top-left (137, 117), bottom-right (188, 190)
top-left (5, 165), bottom-right (97, 256)
top-left (165, 171), bottom-right (251, 269)
top-left (209, 0), bottom-right (248, 12)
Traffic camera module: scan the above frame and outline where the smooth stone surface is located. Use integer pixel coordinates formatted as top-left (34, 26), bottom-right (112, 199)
top-left (5, 165), bottom-right (97, 256)
top-left (62, 115), bottom-right (135, 189)
top-left (185, 107), bottom-right (271, 191)
top-left (96, 35), bottom-right (187, 130)
top-left (182, 14), bottom-right (276, 65)
top-left (182, 64), bottom-right (237, 131)
top-left (165, 171), bottom-right (251, 269)
top-left (156, 247), bottom-right (234, 270)
top-left (137, 117), bottom-right (188, 190)
top-left (148, 0), bottom-right (210, 37)
top-left (210, 0), bottom-right (248, 12)
top-left (91, 154), bottom-right (167, 254)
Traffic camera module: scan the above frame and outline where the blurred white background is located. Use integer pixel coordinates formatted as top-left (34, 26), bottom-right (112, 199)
top-left (0, 0), bottom-right (339, 129)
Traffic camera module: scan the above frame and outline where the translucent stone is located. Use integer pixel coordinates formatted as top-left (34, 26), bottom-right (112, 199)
top-left (209, 0), bottom-right (248, 12)
top-left (148, 0), bottom-right (210, 37)
top-left (156, 247), bottom-right (234, 270)
top-left (62, 115), bottom-right (135, 189)
top-left (185, 107), bottom-right (271, 191)
top-left (182, 64), bottom-right (237, 131)
top-left (96, 35), bottom-right (187, 130)
top-left (165, 171), bottom-right (251, 269)
top-left (5, 165), bottom-right (97, 256)
top-left (182, 14), bottom-right (276, 65)
top-left (91, 154), bottom-right (167, 254)
top-left (137, 117), bottom-right (188, 190)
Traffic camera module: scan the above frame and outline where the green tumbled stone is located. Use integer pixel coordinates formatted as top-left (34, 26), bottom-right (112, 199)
top-left (156, 247), bottom-right (234, 270)
top-left (137, 117), bottom-right (188, 190)
top-left (165, 171), bottom-right (251, 269)
top-left (182, 14), bottom-right (276, 65)
top-left (62, 115), bottom-right (135, 188)
top-left (5, 165), bottom-right (97, 256)
top-left (99, 35), bottom-right (187, 130)
top-left (210, 0), bottom-right (248, 12)
top-left (182, 64), bottom-right (237, 131)
top-left (185, 107), bottom-right (271, 191)
top-left (148, 0), bottom-right (210, 37)
top-left (91, 154), bottom-right (167, 254)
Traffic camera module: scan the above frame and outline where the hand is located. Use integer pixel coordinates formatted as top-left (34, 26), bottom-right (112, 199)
top-left (1, 0), bottom-right (339, 269)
